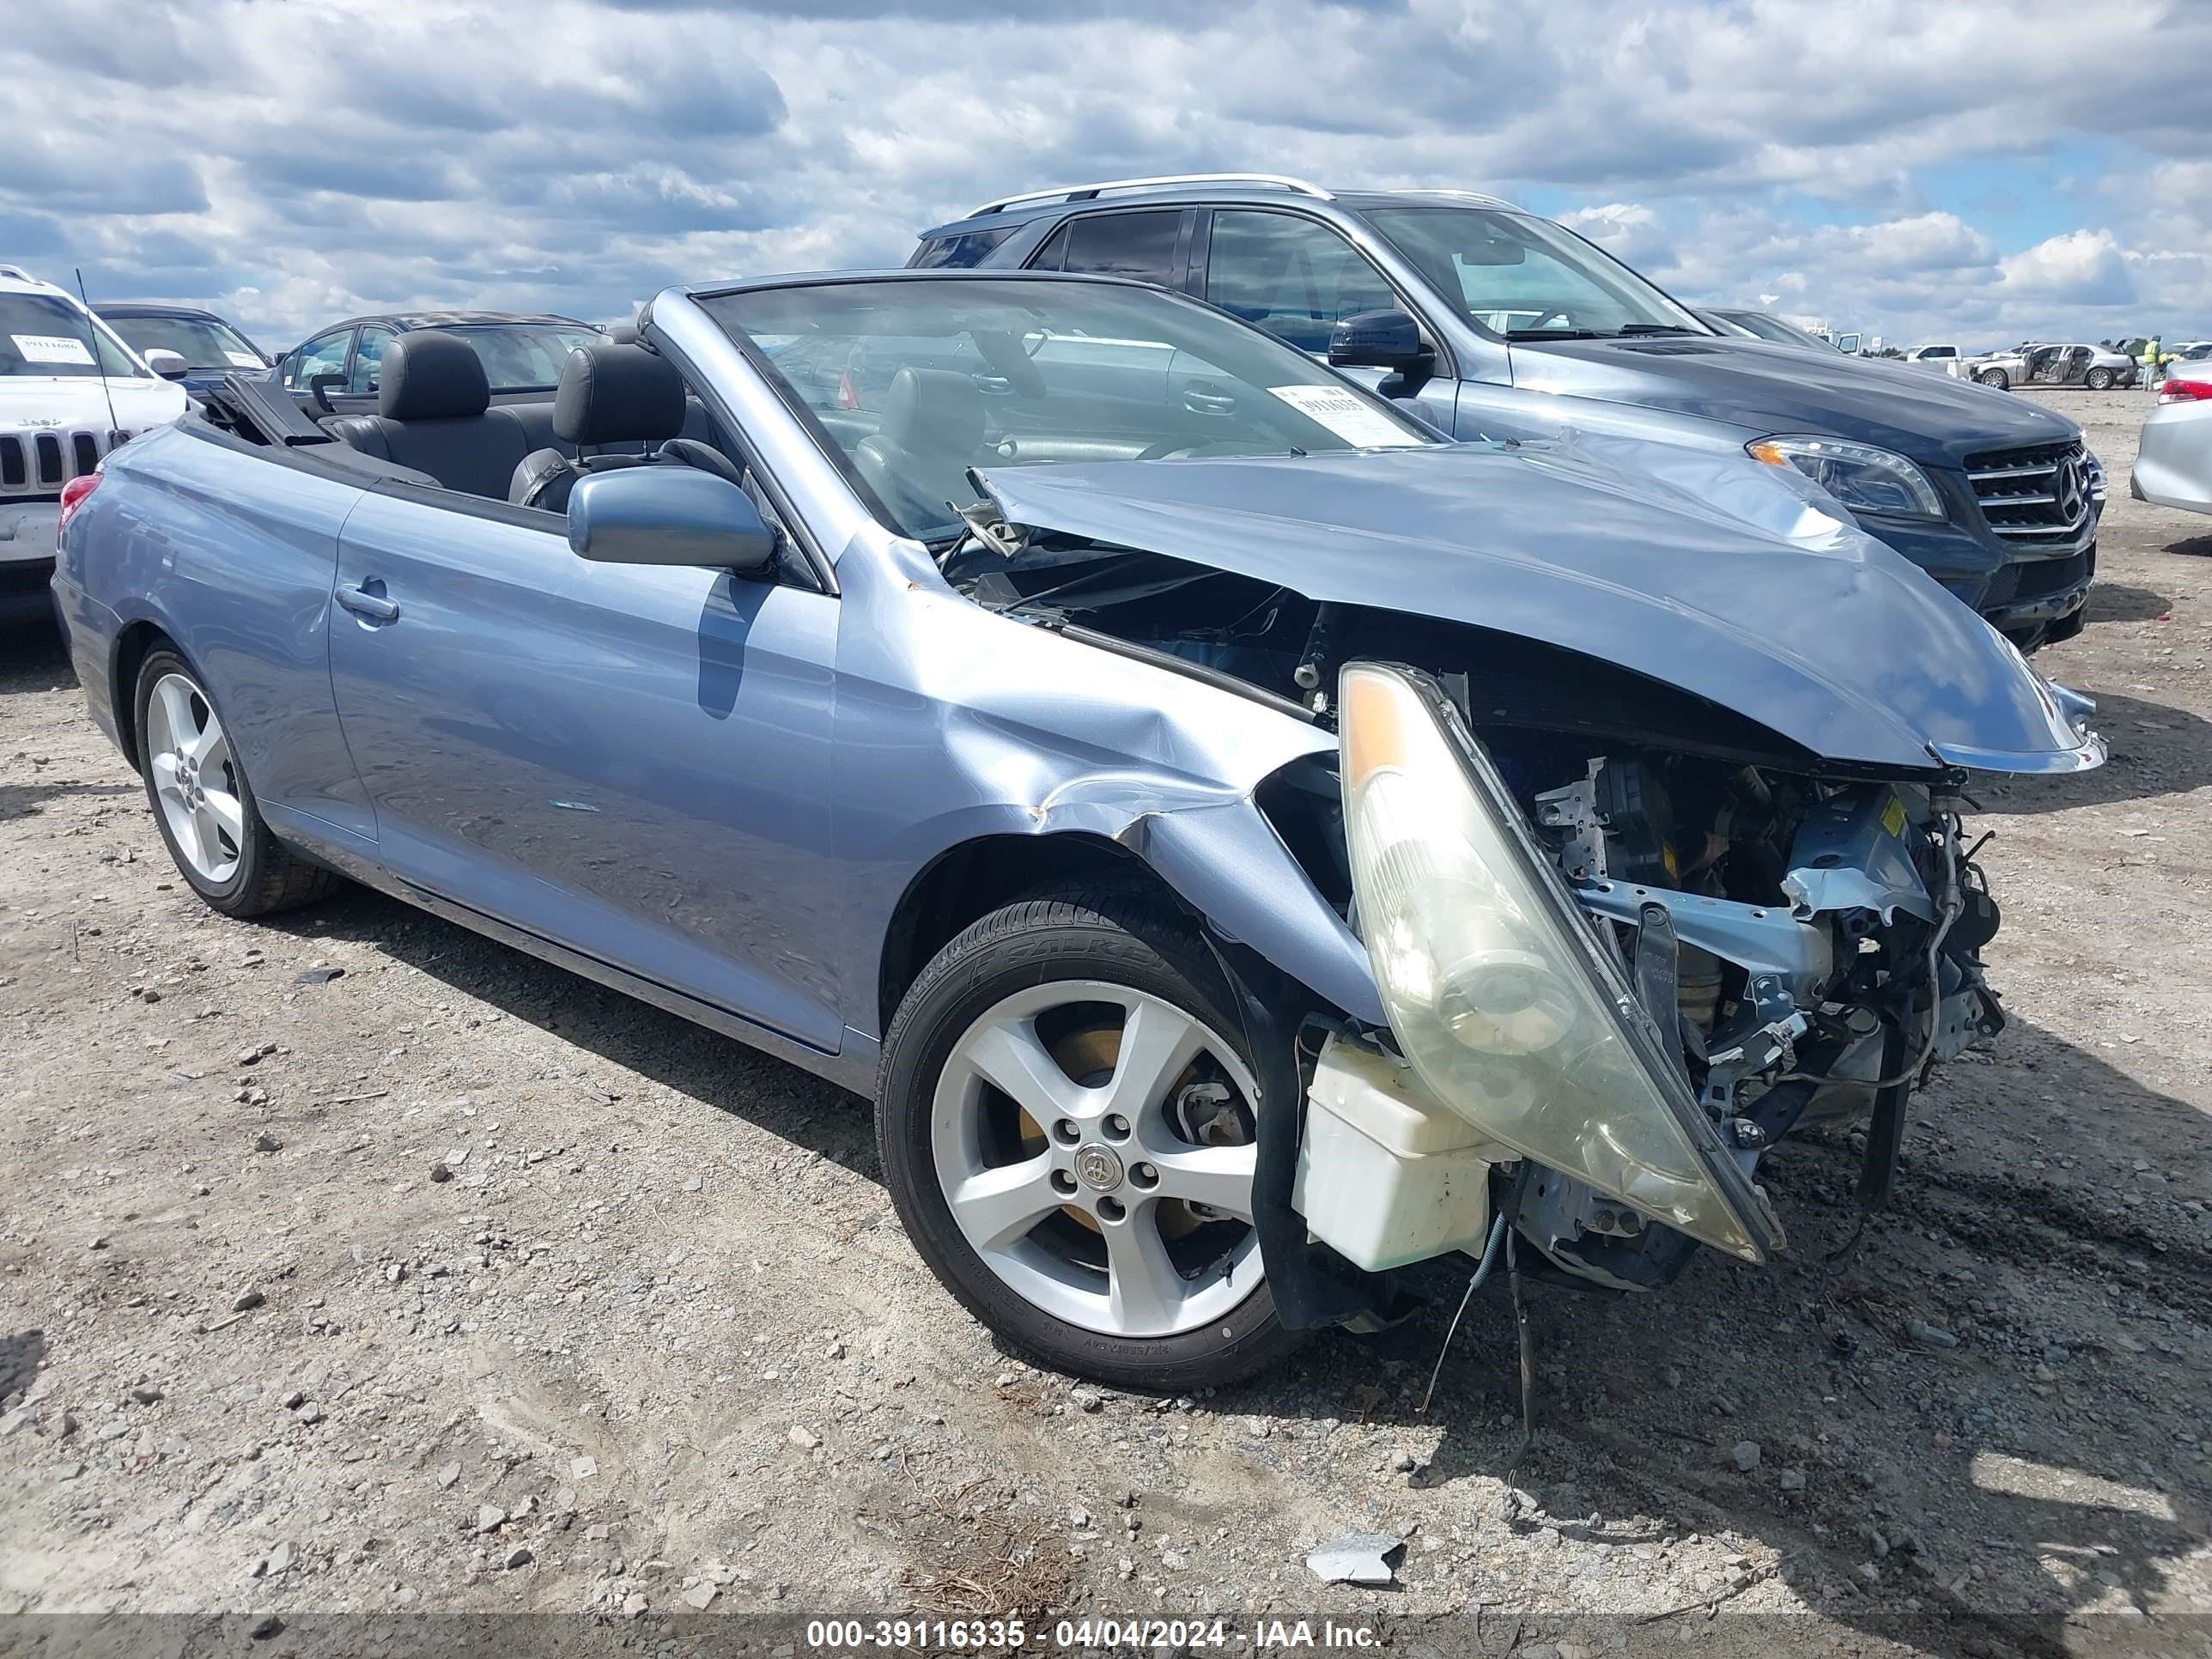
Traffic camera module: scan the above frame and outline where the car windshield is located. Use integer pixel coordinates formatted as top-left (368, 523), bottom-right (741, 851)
top-left (102, 313), bottom-right (264, 370)
top-left (1363, 206), bottom-right (1707, 341)
top-left (0, 293), bottom-right (148, 378)
top-left (702, 276), bottom-right (1436, 544)
top-left (443, 324), bottom-right (602, 390)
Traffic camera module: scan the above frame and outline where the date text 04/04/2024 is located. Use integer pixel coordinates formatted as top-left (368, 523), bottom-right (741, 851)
top-left (802, 1619), bottom-right (1382, 1650)
top-left (1053, 1622), bottom-right (1377, 1650)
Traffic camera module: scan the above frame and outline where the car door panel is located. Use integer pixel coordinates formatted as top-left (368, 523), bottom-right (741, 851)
top-left (326, 485), bottom-right (844, 1051)
top-left (106, 434), bottom-right (380, 855)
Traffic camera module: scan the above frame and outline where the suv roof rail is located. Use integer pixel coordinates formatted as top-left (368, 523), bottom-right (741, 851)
top-left (965, 173), bottom-right (1334, 219)
top-left (0, 263), bottom-right (39, 284)
top-left (1384, 186), bottom-right (1520, 210)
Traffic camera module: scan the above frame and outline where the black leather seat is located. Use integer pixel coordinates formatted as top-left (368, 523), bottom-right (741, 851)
top-left (852, 368), bottom-right (986, 530)
top-left (509, 341), bottom-right (690, 514)
top-left (325, 331), bottom-right (550, 499)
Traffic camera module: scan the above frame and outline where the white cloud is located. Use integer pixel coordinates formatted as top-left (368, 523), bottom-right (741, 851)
top-left (1999, 228), bottom-right (2136, 304)
top-left (1559, 204), bottom-right (1676, 270)
top-left (0, 0), bottom-right (2205, 352)
top-left (1847, 212), bottom-right (1996, 271)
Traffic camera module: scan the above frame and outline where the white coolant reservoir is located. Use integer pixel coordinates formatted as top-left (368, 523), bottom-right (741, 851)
top-left (1292, 1033), bottom-right (1500, 1272)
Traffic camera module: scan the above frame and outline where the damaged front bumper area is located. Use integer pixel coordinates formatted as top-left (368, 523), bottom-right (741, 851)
top-left (953, 452), bottom-right (2102, 1317)
top-left (1286, 663), bottom-right (1783, 1294)
top-left (1274, 662), bottom-right (2026, 1313)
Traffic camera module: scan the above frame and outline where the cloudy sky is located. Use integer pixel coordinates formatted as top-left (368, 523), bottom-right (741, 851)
top-left (7, 0), bottom-right (2209, 352)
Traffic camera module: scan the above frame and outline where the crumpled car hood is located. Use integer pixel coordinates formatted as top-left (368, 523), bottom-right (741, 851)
top-left (975, 442), bottom-right (2104, 776)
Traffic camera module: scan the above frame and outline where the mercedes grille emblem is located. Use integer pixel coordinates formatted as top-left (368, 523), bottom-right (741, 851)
top-left (2053, 456), bottom-right (2086, 524)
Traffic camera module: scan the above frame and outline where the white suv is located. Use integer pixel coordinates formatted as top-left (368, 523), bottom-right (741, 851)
top-left (1, 264), bottom-right (186, 617)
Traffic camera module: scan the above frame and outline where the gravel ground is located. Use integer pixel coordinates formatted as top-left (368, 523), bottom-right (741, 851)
top-left (1, 386), bottom-right (2207, 1657)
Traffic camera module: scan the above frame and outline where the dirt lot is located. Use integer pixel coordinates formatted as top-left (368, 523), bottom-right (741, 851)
top-left (1, 387), bottom-right (2208, 1658)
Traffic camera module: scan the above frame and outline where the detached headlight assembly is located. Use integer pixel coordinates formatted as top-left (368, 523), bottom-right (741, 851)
top-left (1338, 662), bottom-right (1781, 1261)
top-left (1747, 434), bottom-right (1945, 521)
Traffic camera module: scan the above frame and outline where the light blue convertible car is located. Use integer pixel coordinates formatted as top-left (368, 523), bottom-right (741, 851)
top-left (52, 270), bottom-right (2101, 1389)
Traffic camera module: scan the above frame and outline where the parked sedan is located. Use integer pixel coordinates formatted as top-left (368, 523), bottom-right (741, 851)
top-left (52, 270), bottom-right (2101, 1389)
top-left (1970, 342), bottom-right (2137, 391)
top-left (272, 310), bottom-right (601, 418)
top-left (2157, 340), bottom-right (2212, 384)
top-left (95, 302), bottom-right (271, 396)
top-left (2133, 365), bottom-right (2212, 516)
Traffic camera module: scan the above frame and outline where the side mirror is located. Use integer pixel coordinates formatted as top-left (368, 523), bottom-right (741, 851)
top-left (1328, 310), bottom-right (1432, 377)
top-left (144, 349), bottom-right (188, 382)
top-left (569, 465), bottom-right (777, 574)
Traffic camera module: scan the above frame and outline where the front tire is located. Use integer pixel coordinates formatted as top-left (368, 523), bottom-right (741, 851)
top-left (133, 648), bottom-right (340, 918)
top-left (878, 887), bottom-right (1302, 1390)
top-left (1978, 368), bottom-right (2009, 388)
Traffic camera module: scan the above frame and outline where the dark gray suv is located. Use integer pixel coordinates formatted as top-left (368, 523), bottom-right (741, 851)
top-left (915, 173), bottom-right (2100, 647)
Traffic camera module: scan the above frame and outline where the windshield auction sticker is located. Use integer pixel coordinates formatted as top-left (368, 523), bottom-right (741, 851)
top-left (11, 334), bottom-right (97, 366)
top-left (224, 350), bottom-right (264, 368)
top-left (1267, 384), bottom-right (1421, 448)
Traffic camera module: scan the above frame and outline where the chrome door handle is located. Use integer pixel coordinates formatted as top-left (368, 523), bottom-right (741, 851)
top-left (337, 582), bottom-right (400, 623)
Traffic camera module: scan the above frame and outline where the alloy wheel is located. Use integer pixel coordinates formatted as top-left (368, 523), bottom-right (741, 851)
top-left (930, 981), bottom-right (1261, 1340)
top-left (145, 672), bottom-right (244, 884)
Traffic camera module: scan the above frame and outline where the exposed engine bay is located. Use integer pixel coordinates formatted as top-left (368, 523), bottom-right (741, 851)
top-left (945, 526), bottom-right (2008, 1296)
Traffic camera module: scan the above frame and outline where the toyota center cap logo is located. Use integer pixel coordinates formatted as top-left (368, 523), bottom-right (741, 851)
top-left (2054, 456), bottom-right (2086, 524)
top-left (1073, 1143), bottom-right (1124, 1192)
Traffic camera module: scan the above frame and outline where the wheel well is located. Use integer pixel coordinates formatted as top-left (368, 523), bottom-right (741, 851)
top-left (109, 621), bottom-right (177, 774)
top-left (876, 832), bottom-right (1164, 1035)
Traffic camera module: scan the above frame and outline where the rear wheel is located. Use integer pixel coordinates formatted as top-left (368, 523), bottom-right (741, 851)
top-left (1978, 368), bottom-right (2009, 388)
top-left (134, 649), bottom-right (340, 917)
top-left (878, 888), bottom-right (1301, 1389)
top-left (2085, 366), bottom-right (2114, 391)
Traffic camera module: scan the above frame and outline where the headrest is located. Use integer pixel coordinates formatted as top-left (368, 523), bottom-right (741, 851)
top-left (605, 321), bottom-right (641, 345)
top-left (554, 340), bottom-right (687, 446)
top-left (881, 367), bottom-right (983, 454)
top-left (379, 330), bottom-right (490, 421)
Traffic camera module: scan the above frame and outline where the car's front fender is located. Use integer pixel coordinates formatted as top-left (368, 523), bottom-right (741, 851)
top-left (832, 541), bottom-right (1382, 1038)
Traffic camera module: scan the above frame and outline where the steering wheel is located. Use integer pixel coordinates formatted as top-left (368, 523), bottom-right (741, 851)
top-left (657, 437), bottom-right (747, 488)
